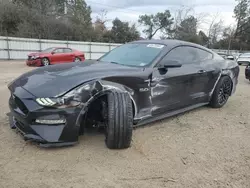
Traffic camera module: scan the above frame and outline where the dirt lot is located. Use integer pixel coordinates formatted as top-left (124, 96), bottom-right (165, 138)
top-left (0, 61), bottom-right (249, 188)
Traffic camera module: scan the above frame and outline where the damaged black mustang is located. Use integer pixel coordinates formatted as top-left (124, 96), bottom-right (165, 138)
top-left (8, 39), bottom-right (240, 149)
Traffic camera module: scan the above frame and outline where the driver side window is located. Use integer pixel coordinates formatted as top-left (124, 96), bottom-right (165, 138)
top-left (159, 46), bottom-right (197, 66)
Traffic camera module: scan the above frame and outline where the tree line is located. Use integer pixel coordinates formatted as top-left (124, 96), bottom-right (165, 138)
top-left (0, 0), bottom-right (249, 50)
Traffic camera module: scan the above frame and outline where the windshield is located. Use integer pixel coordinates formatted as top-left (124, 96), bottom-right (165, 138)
top-left (99, 43), bottom-right (165, 67)
top-left (42, 47), bottom-right (56, 53)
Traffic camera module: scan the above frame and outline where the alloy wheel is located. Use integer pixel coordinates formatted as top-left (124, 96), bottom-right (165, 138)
top-left (43, 59), bottom-right (49, 66)
top-left (217, 80), bottom-right (232, 105)
top-left (74, 57), bottom-right (81, 62)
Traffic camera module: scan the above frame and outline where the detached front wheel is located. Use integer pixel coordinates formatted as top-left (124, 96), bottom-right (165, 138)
top-left (209, 76), bottom-right (232, 108)
top-left (105, 92), bottom-right (133, 149)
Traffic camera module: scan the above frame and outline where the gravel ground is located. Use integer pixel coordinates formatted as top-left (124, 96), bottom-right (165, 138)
top-left (0, 61), bottom-right (249, 188)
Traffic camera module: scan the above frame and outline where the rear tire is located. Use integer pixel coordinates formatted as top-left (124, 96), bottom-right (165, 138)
top-left (105, 92), bottom-right (133, 149)
top-left (41, 58), bottom-right (50, 66)
top-left (209, 76), bottom-right (232, 108)
top-left (74, 57), bottom-right (81, 62)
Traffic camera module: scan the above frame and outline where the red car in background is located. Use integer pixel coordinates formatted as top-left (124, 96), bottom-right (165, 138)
top-left (26, 47), bottom-right (85, 66)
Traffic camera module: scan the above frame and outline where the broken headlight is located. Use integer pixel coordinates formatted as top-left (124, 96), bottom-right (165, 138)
top-left (36, 82), bottom-right (99, 108)
top-left (32, 55), bottom-right (40, 59)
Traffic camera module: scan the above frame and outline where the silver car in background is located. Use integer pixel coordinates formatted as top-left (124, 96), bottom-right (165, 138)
top-left (237, 53), bottom-right (250, 65)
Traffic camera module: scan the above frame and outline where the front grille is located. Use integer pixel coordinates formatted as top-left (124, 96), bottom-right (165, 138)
top-left (14, 118), bottom-right (26, 134)
top-left (12, 95), bottom-right (29, 115)
top-left (28, 56), bottom-right (32, 60)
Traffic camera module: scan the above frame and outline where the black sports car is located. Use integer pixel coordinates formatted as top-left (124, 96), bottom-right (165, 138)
top-left (8, 39), bottom-right (240, 149)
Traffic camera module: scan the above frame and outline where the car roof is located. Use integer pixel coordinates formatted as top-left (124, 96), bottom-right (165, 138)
top-left (55, 47), bottom-right (71, 49)
top-left (130, 39), bottom-right (214, 53)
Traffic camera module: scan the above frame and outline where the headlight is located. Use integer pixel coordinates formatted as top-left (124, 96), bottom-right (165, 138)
top-left (32, 55), bottom-right (40, 59)
top-left (35, 82), bottom-right (98, 108)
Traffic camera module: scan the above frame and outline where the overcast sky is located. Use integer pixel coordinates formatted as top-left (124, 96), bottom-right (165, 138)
top-left (86, 0), bottom-right (237, 38)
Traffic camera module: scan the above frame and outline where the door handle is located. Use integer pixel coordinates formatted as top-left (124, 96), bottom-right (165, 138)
top-left (198, 70), bottom-right (206, 73)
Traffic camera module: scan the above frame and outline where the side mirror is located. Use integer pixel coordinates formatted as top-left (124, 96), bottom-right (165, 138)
top-left (51, 51), bottom-right (55, 55)
top-left (158, 60), bottom-right (182, 70)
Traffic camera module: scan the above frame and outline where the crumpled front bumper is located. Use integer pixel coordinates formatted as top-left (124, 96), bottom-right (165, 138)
top-left (8, 87), bottom-right (82, 147)
top-left (26, 59), bottom-right (42, 67)
top-left (8, 113), bottom-right (78, 147)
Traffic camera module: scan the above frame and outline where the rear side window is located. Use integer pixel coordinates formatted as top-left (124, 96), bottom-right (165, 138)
top-left (196, 48), bottom-right (213, 61)
top-left (64, 48), bottom-right (72, 53)
top-left (54, 48), bottom-right (64, 53)
top-left (159, 46), bottom-right (212, 65)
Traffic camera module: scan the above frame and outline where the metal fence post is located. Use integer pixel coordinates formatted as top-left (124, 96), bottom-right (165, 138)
top-left (109, 42), bottom-right (111, 52)
top-left (5, 31), bottom-right (10, 60)
top-left (66, 36), bottom-right (69, 47)
top-left (39, 35), bottom-right (42, 52)
top-left (89, 42), bottom-right (92, 60)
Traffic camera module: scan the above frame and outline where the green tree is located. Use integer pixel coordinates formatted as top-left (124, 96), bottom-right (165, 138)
top-left (66, 0), bottom-right (93, 40)
top-left (234, 0), bottom-right (250, 37)
top-left (138, 10), bottom-right (174, 39)
top-left (0, 1), bottom-right (21, 35)
top-left (198, 31), bottom-right (209, 46)
top-left (175, 16), bottom-right (198, 41)
top-left (109, 18), bottom-right (140, 43)
top-left (233, 0), bottom-right (250, 49)
top-left (12, 0), bottom-right (58, 15)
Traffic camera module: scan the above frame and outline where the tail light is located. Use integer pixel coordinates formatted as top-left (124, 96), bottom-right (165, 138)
top-left (82, 54), bottom-right (85, 61)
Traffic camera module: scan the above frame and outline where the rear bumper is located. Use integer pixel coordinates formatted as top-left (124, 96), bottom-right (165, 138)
top-left (26, 59), bottom-right (42, 66)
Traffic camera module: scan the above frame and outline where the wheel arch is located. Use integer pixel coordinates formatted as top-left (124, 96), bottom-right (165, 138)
top-left (75, 80), bottom-right (138, 127)
top-left (41, 57), bottom-right (50, 63)
top-left (209, 69), bottom-right (235, 99)
top-left (221, 69), bottom-right (234, 95)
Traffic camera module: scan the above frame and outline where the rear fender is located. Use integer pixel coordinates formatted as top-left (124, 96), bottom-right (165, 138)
top-left (209, 68), bottom-right (237, 99)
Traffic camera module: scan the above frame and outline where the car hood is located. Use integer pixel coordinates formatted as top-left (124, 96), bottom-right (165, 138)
top-left (9, 60), bottom-right (143, 97)
top-left (28, 52), bottom-right (50, 56)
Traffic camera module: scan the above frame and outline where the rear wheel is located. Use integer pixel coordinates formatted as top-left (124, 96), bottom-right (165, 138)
top-left (41, 58), bottom-right (50, 66)
top-left (74, 57), bottom-right (81, 62)
top-left (209, 76), bottom-right (232, 108)
top-left (105, 92), bottom-right (133, 149)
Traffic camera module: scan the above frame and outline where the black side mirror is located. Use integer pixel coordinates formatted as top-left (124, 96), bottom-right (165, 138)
top-left (158, 60), bottom-right (182, 70)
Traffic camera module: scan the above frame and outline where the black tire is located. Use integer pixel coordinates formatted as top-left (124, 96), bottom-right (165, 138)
top-left (105, 92), bottom-right (133, 149)
top-left (209, 76), bottom-right (232, 108)
top-left (41, 58), bottom-right (50, 66)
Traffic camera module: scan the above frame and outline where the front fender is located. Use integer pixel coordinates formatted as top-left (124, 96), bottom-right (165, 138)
top-left (75, 80), bottom-right (137, 127)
